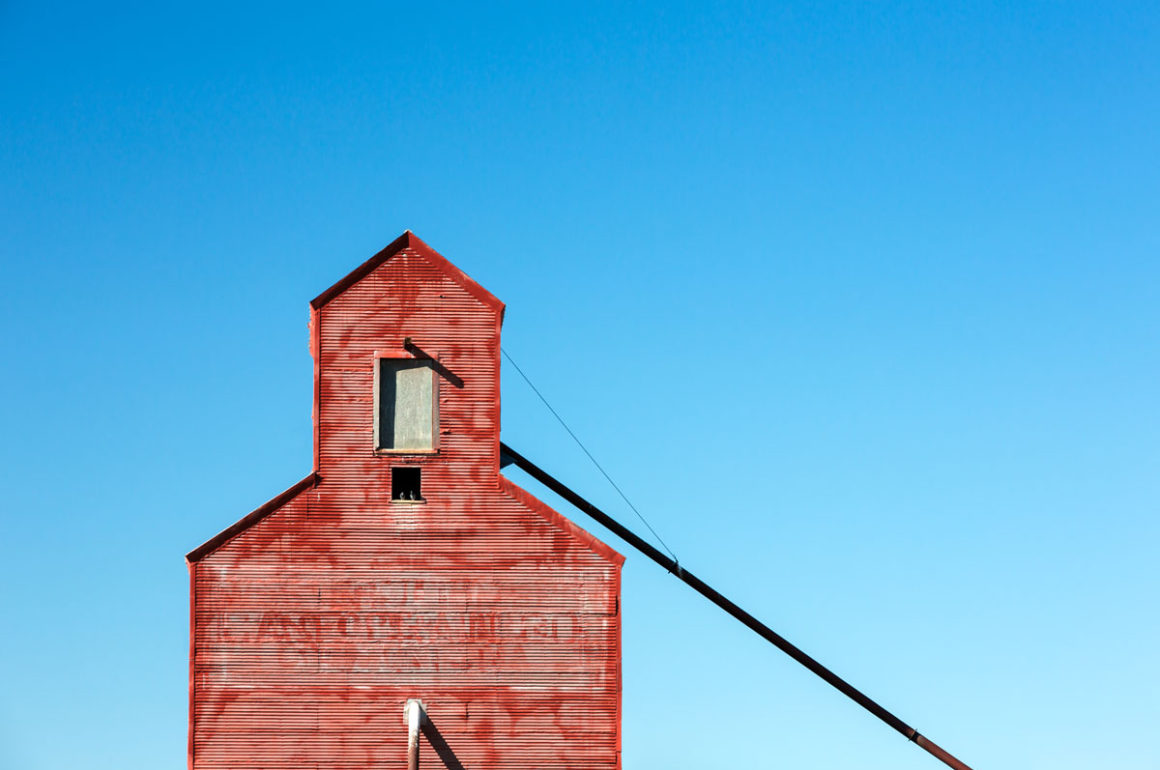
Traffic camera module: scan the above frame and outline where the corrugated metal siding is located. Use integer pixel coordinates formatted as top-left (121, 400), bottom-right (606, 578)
top-left (191, 245), bottom-right (623, 769)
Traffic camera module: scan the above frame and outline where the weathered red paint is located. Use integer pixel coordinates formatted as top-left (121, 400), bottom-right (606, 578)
top-left (187, 232), bottom-right (624, 769)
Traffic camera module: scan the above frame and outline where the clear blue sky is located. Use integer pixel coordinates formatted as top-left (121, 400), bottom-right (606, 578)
top-left (2, 1), bottom-right (1157, 768)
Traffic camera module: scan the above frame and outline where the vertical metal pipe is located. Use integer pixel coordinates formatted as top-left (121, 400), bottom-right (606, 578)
top-left (405, 699), bottom-right (424, 770)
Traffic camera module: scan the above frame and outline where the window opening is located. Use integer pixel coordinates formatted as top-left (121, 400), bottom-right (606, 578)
top-left (377, 359), bottom-right (435, 451)
top-left (392, 467), bottom-right (422, 501)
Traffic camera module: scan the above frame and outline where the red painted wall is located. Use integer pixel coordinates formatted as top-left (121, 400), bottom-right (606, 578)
top-left (188, 234), bottom-right (623, 769)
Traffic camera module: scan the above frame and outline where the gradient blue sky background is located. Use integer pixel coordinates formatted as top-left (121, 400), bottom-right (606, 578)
top-left (2, 2), bottom-right (1158, 768)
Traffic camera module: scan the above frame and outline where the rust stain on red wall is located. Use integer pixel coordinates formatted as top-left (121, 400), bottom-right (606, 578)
top-left (188, 232), bottom-right (624, 769)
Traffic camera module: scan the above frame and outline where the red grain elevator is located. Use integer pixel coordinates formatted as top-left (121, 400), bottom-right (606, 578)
top-left (187, 232), bottom-right (624, 769)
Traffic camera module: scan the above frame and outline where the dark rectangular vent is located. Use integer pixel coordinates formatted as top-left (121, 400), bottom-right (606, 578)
top-left (391, 467), bottom-right (422, 501)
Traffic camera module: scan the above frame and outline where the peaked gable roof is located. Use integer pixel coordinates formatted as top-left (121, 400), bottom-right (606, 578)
top-left (499, 475), bottom-right (625, 566)
top-left (310, 230), bottom-right (504, 313)
top-left (186, 473), bottom-right (318, 563)
top-left (189, 233), bottom-right (617, 566)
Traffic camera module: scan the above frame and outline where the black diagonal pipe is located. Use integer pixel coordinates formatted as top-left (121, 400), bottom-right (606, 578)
top-left (499, 441), bottom-right (972, 770)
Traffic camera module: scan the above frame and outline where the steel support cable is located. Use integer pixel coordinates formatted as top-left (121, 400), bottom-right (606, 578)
top-left (499, 442), bottom-right (973, 770)
top-left (500, 346), bottom-right (679, 563)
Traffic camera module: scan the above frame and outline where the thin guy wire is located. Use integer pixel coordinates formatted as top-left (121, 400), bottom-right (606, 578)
top-left (501, 346), bottom-right (679, 563)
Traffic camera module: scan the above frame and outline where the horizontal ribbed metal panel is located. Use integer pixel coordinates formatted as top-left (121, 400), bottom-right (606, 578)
top-left (191, 242), bottom-right (623, 769)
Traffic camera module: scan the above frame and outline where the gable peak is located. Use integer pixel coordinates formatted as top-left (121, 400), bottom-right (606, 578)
top-left (310, 230), bottom-right (504, 313)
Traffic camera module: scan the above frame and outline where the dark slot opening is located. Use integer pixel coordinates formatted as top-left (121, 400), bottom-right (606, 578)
top-left (392, 467), bottom-right (422, 501)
